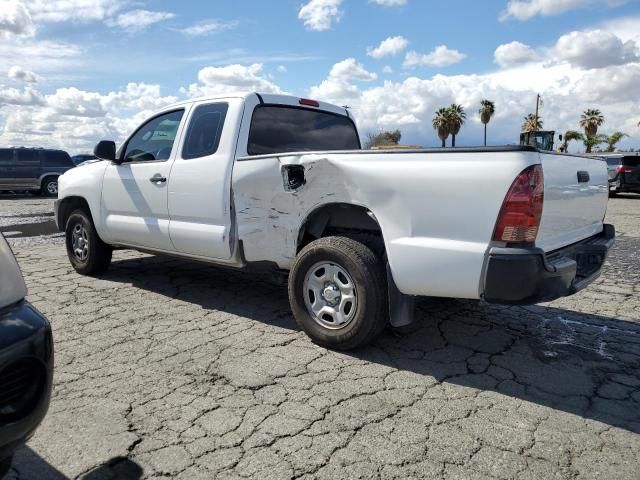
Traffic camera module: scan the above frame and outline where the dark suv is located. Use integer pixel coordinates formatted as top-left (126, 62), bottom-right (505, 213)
top-left (0, 147), bottom-right (75, 197)
top-left (604, 154), bottom-right (640, 196)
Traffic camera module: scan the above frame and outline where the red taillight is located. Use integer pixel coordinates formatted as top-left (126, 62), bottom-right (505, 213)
top-left (299, 98), bottom-right (320, 107)
top-left (493, 165), bottom-right (544, 243)
top-left (616, 165), bottom-right (633, 174)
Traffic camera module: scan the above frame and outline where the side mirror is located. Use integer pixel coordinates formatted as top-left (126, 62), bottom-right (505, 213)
top-left (558, 134), bottom-right (563, 141)
top-left (94, 140), bottom-right (117, 162)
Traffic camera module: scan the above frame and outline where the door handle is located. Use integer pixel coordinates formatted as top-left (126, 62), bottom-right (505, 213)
top-left (150, 175), bottom-right (167, 184)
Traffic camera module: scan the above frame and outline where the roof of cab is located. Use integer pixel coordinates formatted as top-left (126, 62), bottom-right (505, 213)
top-left (162, 92), bottom-right (351, 118)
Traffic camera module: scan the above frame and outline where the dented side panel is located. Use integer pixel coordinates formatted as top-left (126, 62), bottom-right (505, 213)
top-left (232, 151), bottom-right (537, 299)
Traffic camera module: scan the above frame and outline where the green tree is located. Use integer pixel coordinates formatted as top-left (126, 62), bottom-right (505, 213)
top-left (432, 108), bottom-right (450, 148)
top-left (364, 129), bottom-right (402, 149)
top-left (478, 99), bottom-right (495, 146)
top-left (579, 109), bottom-right (604, 137)
top-left (583, 134), bottom-right (607, 153)
top-left (560, 130), bottom-right (583, 152)
top-left (447, 104), bottom-right (466, 147)
top-left (604, 131), bottom-right (628, 152)
top-left (521, 113), bottom-right (542, 133)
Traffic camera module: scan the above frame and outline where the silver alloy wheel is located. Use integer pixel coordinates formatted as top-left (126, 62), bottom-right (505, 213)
top-left (46, 181), bottom-right (57, 195)
top-left (303, 261), bottom-right (357, 330)
top-left (71, 223), bottom-right (89, 262)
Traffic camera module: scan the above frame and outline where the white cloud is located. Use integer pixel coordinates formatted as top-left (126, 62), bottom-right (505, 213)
top-left (277, 65), bottom-right (287, 73)
top-left (0, 39), bottom-right (82, 77)
top-left (183, 63), bottom-right (283, 98)
top-left (0, 0), bottom-right (33, 37)
top-left (0, 86), bottom-right (44, 106)
top-left (308, 43), bottom-right (639, 151)
top-left (403, 45), bottom-right (466, 68)
top-left (369, 0), bottom-right (407, 6)
top-left (329, 58), bottom-right (377, 81)
top-left (494, 41), bottom-right (540, 68)
top-left (298, 0), bottom-right (343, 31)
top-left (382, 66), bottom-right (393, 73)
top-left (8, 65), bottom-right (37, 82)
top-left (500, 0), bottom-right (624, 21)
top-left (367, 36), bottom-right (408, 59)
top-left (0, 82), bottom-right (177, 151)
top-left (46, 87), bottom-right (105, 117)
top-left (23, 0), bottom-right (126, 23)
top-left (179, 19), bottom-right (237, 36)
top-left (309, 59), bottom-right (378, 107)
top-left (554, 29), bottom-right (639, 69)
top-left (110, 9), bottom-right (175, 33)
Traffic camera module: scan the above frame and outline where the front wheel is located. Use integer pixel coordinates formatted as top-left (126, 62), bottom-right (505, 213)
top-left (65, 209), bottom-right (112, 275)
top-left (288, 236), bottom-right (388, 350)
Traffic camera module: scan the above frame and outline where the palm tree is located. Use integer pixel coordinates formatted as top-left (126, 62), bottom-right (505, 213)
top-left (583, 134), bottom-right (607, 153)
top-left (604, 131), bottom-right (628, 152)
top-left (432, 108), bottom-right (450, 148)
top-left (447, 104), bottom-right (466, 147)
top-left (560, 130), bottom-right (583, 152)
top-left (579, 109), bottom-right (604, 137)
top-left (478, 100), bottom-right (495, 146)
top-left (521, 113), bottom-right (542, 133)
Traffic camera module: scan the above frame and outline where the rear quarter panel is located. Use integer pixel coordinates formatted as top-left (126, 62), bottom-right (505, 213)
top-left (233, 151), bottom-right (537, 299)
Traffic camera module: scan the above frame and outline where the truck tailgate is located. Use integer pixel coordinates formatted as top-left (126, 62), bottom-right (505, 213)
top-left (536, 152), bottom-right (608, 252)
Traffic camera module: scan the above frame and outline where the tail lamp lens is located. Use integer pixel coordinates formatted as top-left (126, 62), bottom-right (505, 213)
top-left (492, 165), bottom-right (544, 243)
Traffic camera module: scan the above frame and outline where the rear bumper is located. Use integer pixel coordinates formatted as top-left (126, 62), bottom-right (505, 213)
top-left (0, 301), bottom-right (54, 462)
top-left (483, 224), bottom-right (615, 305)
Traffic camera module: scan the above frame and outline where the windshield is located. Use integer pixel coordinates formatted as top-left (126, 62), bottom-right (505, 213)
top-left (248, 105), bottom-right (360, 155)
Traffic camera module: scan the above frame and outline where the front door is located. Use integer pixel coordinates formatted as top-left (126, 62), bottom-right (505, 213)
top-left (100, 109), bottom-right (186, 251)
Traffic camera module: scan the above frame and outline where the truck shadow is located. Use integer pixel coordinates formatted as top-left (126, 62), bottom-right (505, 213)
top-left (102, 254), bottom-right (640, 434)
top-left (9, 448), bottom-right (142, 480)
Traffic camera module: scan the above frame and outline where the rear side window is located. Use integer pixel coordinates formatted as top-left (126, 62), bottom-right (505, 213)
top-left (15, 149), bottom-right (40, 165)
top-left (606, 158), bottom-right (621, 167)
top-left (182, 103), bottom-right (228, 159)
top-left (247, 105), bottom-right (360, 156)
top-left (0, 149), bottom-right (13, 166)
top-left (43, 151), bottom-right (73, 167)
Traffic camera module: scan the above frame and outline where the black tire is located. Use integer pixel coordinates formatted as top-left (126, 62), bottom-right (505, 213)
top-left (41, 176), bottom-right (58, 197)
top-left (609, 190), bottom-right (618, 198)
top-left (0, 455), bottom-right (12, 479)
top-left (65, 209), bottom-right (112, 275)
top-left (288, 236), bottom-right (388, 350)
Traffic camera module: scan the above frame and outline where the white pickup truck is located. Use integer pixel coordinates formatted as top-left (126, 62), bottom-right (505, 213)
top-left (55, 92), bottom-right (614, 349)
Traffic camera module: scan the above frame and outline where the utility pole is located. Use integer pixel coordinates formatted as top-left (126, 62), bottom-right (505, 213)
top-left (534, 94), bottom-right (540, 131)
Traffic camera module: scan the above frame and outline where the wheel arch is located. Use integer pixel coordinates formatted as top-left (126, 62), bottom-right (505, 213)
top-left (296, 202), bottom-right (386, 255)
top-left (57, 196), bottom-right (94, 231)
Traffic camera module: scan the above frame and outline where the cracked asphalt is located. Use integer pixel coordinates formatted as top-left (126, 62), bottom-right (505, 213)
top-left (1, 194), bottom-right (639, 480)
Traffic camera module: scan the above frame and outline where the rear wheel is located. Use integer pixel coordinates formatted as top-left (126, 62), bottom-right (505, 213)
top-left (41, 176), bottom-right (58, 197)
top-left (65, 209), bottom-right (112, 275)
top-left (288, 236), bottom-right (388, 350)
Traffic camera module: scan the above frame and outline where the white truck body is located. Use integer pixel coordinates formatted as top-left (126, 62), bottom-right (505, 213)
top-left (55, 92), bottom-right (613, 348)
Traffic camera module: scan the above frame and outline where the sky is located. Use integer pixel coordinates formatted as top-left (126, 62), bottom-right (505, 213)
top-left (0, 0), bottom-right (639, 153)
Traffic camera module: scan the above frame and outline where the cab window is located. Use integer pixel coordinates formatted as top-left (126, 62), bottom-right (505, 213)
top-left (123, 110), bottom-right (184, 162)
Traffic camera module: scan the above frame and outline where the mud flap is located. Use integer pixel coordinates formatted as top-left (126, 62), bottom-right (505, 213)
top-left (386, 262), bottom-right (415, 328)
